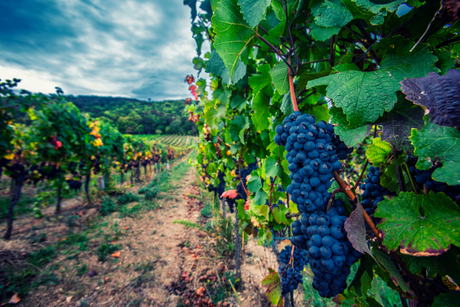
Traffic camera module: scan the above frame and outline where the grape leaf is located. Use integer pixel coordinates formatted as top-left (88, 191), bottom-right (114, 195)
top-left (366, 137), bottom-right (392, 165)
top-left (237, 0), bottom-right (271, 29)
top-left (344, 202), bottom-right (372, 257)
top-left (410, 121), bottom-right (460, 186)
top-left (330, 107), bottom-right (370, 147)
top-left (280, 91), bottom-right (294, 115)
top-left (375, 191), bottom-right (460, 256)
top-left (401, 69), bottom-right (460, 130)
top-left (308, 45), bottom-right (438, 128)
top-left (252, 90), bottom-right (271, 131)
top-left (272, 206), bottom-right (289, 224)
top-left (264, 155), bottom-right (281, 178)
top-left (270, 62), bottom-right (289, 95)
top-left (230, 115), bottom-right (250, 144)
top-left (432, 292), bottom-right (460, 307)
top-left (213, 0), bottom-right (256, 78)
top-left (262, 268), bottom-right (282, 306)
top-left (352, 0), bottom-right (405, 14)
top-left (248, 174), bottom-right (262, 192)
top-left (253, 190), bottom-right (268, 206)
top-left (314, 0), bottom-right (353, 28)
top-left (402, 246), bottom-right (460, 284)
top-left (371, 241), bottom-right (415, 295)
top-left (248, 64), bottom-right (272, 95)
top-left (374, 95), bottom-right (425, 151)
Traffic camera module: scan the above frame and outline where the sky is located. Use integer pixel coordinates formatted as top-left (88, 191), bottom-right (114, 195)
top-left (0, 0), bottom-right (208, 101)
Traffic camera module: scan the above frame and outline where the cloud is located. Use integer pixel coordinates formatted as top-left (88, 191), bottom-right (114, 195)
top-left (0, 0), bottom-right (208, 100)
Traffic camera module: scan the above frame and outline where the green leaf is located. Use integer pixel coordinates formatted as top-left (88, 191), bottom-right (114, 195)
top-left (304, 104), bottom-right (330, 122)
top-left (237, 200), bottom-right (247, 220)
top-left (272, 206), bottom-right (288, 224)
top-left (247, 174), bottom-right (262, 192)
top-left (402, 246), bottom-right (460, 284)
top-left (360, 271), bottom-right (372, 298)
top-left (252, 90), bottom-right (271, 131)
top-left (432, 292), bottom-right (460, 307)
top-left (231, 95), bottom-right (247, 112)
top-left (260, 204), bottom-right (270, 220)
top-left (249, 64), bottom-right (272, 95)
top-left (207, 50), bottom-right (246, 85)
top-left (371, 241), bottom-right (415, 295)
top-left (280, 91), bottom-right (294, 115)
top-left (366, 137), bottom-right (392, 165)
top-left (253, 190), bottom-right (268, 206)
top-left (330, 107), bottom-right (370, 147)
top-left (314, 0), bottom-right (353, 28)
top-left (308, 45), bottom-right (438, 128)
top-left (264, 156), bottom-right (280, 178)
top-left (213, 0), bottom-right (256, 78)
top-left (375, 191), bottom-right (460, 256)
top-left (270, 61), bottom-right (289, 95)
top-left (379, 164), bottom-right (400, 193)
top-left (230, 115), bottom-right (250, 144)
top-left (310, 23), bottom-right (341, 41)
top-left (434, 50), bottom-right (456, 75)
top-left (410, 121), bottom-right (460, 186)
top-left (237, 0), bottom-right (271, 28)
top-left (262, 268), bottom-right (282, 306)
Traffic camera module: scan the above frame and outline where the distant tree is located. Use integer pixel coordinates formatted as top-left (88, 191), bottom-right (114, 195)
top-left (155, 129), bottom-right (162, 134)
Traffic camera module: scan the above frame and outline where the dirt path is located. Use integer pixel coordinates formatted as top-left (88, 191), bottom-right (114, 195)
top-left (2, 163), bottom-right (297, 307)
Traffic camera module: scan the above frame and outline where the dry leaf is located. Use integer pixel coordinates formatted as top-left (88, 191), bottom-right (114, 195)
top-left (111, 251), bottom-right (121, 258)
top-left (66, 296), bottom-right (72, 303)
top-left (124, 227), bottom-right (129, 230)
top-left (277, 239), bottom-right (292, 253)
top-left (9, 293), bottom-right (20, 304)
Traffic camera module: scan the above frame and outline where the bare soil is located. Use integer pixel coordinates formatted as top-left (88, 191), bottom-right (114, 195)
top-left (0, 164), bottom-right (296, 307)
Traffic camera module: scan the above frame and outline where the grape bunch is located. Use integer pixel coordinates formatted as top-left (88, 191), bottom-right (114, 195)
top-left (410, 164), bottom-right (460, 202)
top-left (360, 166), bottom-right (388, 219)
top-left (208, 170), bottom-right (225, 196)
top-left (274, 111), bottom-right (351, 213)
top-left (279, 244), bottom-right (309, 271)
top-left (235, 162), bottom-right (258, 201)
top-left (278, 245), bottom-right (308, 295)
top-left (66, 179), bottom-right (83, 191)
top-left (280, 266), bottom-right (304, 295)
top-left (292, 199), bottom-right (362, 297)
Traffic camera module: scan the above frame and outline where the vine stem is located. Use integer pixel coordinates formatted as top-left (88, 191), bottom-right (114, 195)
top-left (326, 188), bottom-right (341, 213)
top-left (238, 150), bottom-right (250, 197)
top-left (332, 171), bottom-right (382, 244)
top-left (288, 54), bottom-right (299, 112)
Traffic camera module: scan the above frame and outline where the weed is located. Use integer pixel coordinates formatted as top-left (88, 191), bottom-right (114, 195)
top-left (117, 192), bottom-right (140, 205)
top-left (76, 264), bottom-right (88, 276)
top-left (173, 220), bottom-right (207, 232)
top-left (100, 196), bottom-right (117, 216)
top-left (200, 203), bottom-right (213, 219)
top-left (66, 215), bottom-right (80, 228)
top-left (97, 243), bottom-right (122, 262)
top-left (28, 246), bottom-right (57, 267)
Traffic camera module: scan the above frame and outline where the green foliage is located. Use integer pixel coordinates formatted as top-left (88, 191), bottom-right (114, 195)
top-left (410, 121), bottom-right (460, 186)
top-left (375, 191), bottom-right (460, 256)
top-left (100, 196), bottom-right (117, 216)
top-left (117, 192), bottom-right (141, 205)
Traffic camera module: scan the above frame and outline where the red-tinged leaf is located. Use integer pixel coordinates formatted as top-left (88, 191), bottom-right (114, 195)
top-left (262, 268), bottom-right (282, 306)
top-left (184, 75), bottom-right (195, 85)
top-left (111, 251), bottom-right (121, 258)
top-left (221, 189), bottom-right (237, 199)
top-left (344, 202), bottom-right (372, 257)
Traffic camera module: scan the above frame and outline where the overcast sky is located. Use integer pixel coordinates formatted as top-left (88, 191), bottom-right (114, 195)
top-left (0, 0), bottom-right (208, 101)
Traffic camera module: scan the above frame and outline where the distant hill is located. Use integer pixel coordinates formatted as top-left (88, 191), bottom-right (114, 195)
top-left (65, 95), bottom-right (198, 135)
